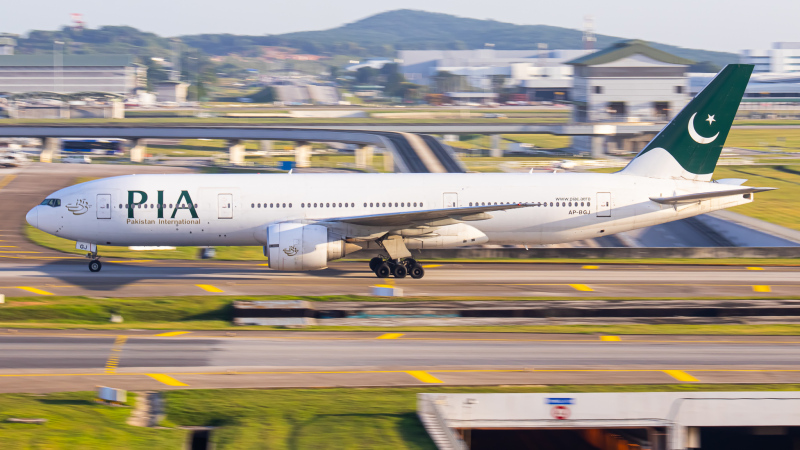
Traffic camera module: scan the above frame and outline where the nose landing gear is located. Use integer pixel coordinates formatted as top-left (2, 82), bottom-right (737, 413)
top-left (86, 251), bottom-right (102, 272)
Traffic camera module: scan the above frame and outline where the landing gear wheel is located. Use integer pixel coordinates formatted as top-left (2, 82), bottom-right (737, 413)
top-left (409, 264), bottom-right (425, 279)
top-left (375, 263), bottom-right (391, 278)
top-left (88, 260), bottom-right (102, 273)
top-left (393, 263), bottom-right (407, 279)
top-left (369, 257), bottom-right (384, 272)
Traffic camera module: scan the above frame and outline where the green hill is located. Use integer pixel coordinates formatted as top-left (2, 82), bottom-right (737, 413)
top-left (8, 10), bottom-right (737, 69)
top-left (185, 9), bottom-right (737, 67)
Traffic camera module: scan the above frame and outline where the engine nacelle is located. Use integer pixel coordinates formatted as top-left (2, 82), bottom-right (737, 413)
top-left (265, 223), bottom-right (360, 271)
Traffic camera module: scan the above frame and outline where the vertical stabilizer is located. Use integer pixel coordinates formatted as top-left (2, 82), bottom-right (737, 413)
top-left (620, 64), bottom-right (753, 181)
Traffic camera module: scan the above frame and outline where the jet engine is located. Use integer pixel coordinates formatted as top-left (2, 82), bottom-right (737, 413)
top-left (265, 223), bottom-right (361, 271)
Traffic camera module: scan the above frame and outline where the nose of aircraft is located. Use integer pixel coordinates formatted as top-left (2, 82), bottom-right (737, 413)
top-left (25, 207), bottom-right (37, 228)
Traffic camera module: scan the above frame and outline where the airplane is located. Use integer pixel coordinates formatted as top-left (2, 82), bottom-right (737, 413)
top-left (26, 64), bottom-right (773, 277)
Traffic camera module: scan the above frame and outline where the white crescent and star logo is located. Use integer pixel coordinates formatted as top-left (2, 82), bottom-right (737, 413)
top-left (688, 112), bottom-right (719, 144)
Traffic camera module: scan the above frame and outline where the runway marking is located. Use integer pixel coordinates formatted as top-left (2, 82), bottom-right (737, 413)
top-left (0, 175), bottom-right (17, 190)
top-left (582, 265), bottom-right (599, 269)
top-left (600, 336), bottom-right (621, 341)
top-left (747, 267), bottom-right (764, 271)
top-left (147, 374), bottom-right (189, 387)
top-left (196, 284), bottom-right (224, 293)
top-left (16, 286), bottom-right (54, 295)
top-left (0, 246), bottom-right (17, 248)
top-left (570, 284), bottom-right (594, 292)
top-left (421, 264), bottom-right (441, 268)
top-left (104, 335), bottom-right (128, 374)
top-left (154, 331), bottom-right (192, 337)
top-left (374, 284), bottom-right (396, 289)
top-left (0, 251), bottom-right (39, 253)
top-left (663, 370), bottom-right (699, 382)
top-left (377, 333), bottom-right (404, 339)
top-left (406, 371), bottom-right (444, 383)
top-left (753, 285), bottom-right (772, 293)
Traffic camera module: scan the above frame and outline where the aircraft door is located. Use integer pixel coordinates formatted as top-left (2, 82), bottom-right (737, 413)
top-left (443, 192), bottom-right (458, 208)
top-left (218, 193), bottom-right (233, 219)
top-left (96, 194), bottom-right (111, 219)
top-left (596, 192), bottom-right (611, 217)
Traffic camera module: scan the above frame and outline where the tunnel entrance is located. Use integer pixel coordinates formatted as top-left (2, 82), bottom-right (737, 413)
top-left (699, 426), bottom-right (800, 450)
top-left (464, 427), bottom-right (664, 450)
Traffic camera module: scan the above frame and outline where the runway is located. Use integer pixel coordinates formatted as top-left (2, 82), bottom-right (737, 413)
top-left (2, 330), bottom-right (800, 393)
top-left (0, 258), bottom-right (798, 298)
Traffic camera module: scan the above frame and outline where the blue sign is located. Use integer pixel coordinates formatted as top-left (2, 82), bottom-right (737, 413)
top-left (546, 398), bottom-right (574, 405)
top-left (280, 161), bottom-right (296, 171)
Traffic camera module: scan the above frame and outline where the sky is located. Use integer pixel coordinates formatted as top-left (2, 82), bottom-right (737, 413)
top-left (1, 0), bottom-right (798, 53)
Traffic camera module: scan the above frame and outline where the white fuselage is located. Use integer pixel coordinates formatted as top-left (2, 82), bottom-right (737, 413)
top-left (27, 172), bottom-right (754, 250)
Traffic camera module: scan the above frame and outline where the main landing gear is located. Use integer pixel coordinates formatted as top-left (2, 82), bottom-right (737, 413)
top-left (86, 251), bottom-right (102, 272)
top-left (369, 257), bottom-right (425, 279)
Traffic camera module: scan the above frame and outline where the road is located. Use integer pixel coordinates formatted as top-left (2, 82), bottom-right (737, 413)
top-left (0, 259), bottom-right (797, 298)
top-left (1, 331), bottom-right (800, 393)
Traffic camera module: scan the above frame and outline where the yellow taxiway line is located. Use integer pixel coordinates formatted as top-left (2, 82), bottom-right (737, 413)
top-left (663, 370), bottom-right (700, 382)
top-left (104, 335), bottom-right (128, 374)
top-left (376, 333), bottom-right (405, 339)
top-left (147, 373), bottom-right (189, 387)
top-left (406, 371), bottom-right (444, 383)
top-left (196, 284), bottom-right (224, 293)
top-left (154, 331), bottom-right (192, 337)
top-left (0, 175), bottom-right (17, 191)
top-left (16, 286), bottom-right (54, 295)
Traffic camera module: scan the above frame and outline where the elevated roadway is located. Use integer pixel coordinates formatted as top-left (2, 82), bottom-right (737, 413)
top-left (1, 331), bottom-right (799, 393)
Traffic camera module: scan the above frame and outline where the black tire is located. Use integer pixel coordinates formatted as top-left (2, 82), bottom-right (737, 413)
top-left (393, 264), bottom-right (407, 278)
top-left (369, 257), bottom-right (383, 272)
top-left (375, 263), bottom-right (391, 278)
top-left (89, 260), bottom-right (102, 273)
top-left (409, 265), bottom-right (425, 279)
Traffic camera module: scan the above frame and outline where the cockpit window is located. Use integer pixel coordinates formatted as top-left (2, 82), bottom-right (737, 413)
top-left (40, 199), bottom-right (61, 207)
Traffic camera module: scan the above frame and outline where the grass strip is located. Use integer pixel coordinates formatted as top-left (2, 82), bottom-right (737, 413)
top-left (0, 392), bottom-right (185, 449)
top-left (163, 385), bottom-right (800, 449)
top-left (4, 295), bottom-right (800, 334)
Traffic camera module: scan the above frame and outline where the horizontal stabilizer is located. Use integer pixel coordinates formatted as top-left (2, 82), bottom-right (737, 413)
top-left (650, 187), bottom-right (775, 205)
top-left (331, 203), bottom-right (535, 227)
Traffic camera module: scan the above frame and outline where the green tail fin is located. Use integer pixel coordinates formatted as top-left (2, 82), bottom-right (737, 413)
top-left (622, 64), bottom-right (753, 180)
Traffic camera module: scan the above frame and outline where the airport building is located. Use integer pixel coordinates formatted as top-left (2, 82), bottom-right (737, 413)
top-left (740, 42), bottom-right (800, 74)
top-left (568, 40), bottom-right (692, 123)
top-left (399, 48), bottom-right (591, 101)
top-left (0, 36), bottom-right (145, 96)
top-left (566, 40), bottom-right (692, 156)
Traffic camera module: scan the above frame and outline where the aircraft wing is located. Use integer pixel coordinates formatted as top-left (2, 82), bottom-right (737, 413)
top-left (330, 203), bottom-right (536, 228)
top-left (649, 187), bottom-right (775, 205)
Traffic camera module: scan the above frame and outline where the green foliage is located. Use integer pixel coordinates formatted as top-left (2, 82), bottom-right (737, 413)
top-left (0, 392), bottom-right (185, 449)
top-left (0, 296), bottom-right (233, 323)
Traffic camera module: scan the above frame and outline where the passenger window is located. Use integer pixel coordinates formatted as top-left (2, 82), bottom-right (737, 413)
top-left (288, 203), bottom-right (292, 208)
top-left (420, 202), bottom-right (423, 207)
top-left (251, 203), bottom-right (255, 208)
top-left (587, 202), bottom-right (591, 207)
top-left (382, 203), bottom-right (386, 207)
top-left (414, 202), bottom-right (417, 207)
top-left (581, 202), bottom-right (584, 207)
